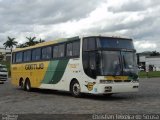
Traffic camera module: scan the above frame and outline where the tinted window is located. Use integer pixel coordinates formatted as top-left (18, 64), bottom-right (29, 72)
top-left (32, 48), bottom-right (41, 61)
top-left (16, 52), bottom-right (23, 62)
top-left (53, 46), bottom-right (59, 58)
top-left (67, 43), bottom-right (72, 56)
top-left (100, 51), bottom-right (121, 75)
top-left (97, 38), bottom-right (134, 49)
top-left (83, 38), bottom-right (96, 51)
top-left (73, 41), bottom-right (80, 56)
top-left (88, 38), bottom-right (96, 50)
top-left (53, 44), bottom-right (65, 58)
top-left (83, 52), bottom-right (89, 71)
top-left (59, 44), bottom-right (65, 57)
top-left (24, 50), bottom-right (31, 62)
top-left (83, 39), bottom-right (88, 51)
top-left (42, 46), bottom-right (52, 59)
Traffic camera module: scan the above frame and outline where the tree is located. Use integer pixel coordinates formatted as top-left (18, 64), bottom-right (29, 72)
top-left (26, 37), bottom-right (38, 46)
top-left (0, 54), bottom-right (4, 61)
top-left (150, 51), bottom-right (160, 56)
top-left (39, 38), bottom-right (45, 43)
top-left (3, 36), bottom-right (18, 52)
top-left (16, 43), bottom-right (27, 48)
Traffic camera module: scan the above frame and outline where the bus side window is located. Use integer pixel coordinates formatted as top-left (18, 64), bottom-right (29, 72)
top-left (88, 38), bottom-right (96, 50)
top-left (42, 46), bottom-right (52, 60)
top-left (67, 43), bottom-right (73, 57)
top-left (83, 39), bottom-right (88, 51)
top-left (58, 44), bottom-right (65, 57)
top-left (32, 48), bottom-right (41, 61)
top-left (73, 41), bottom-right (80, 56)
top-left (15, 52), bottom-right (23, 63)
top-left (53, 46), bottom-right (59, 58)
top-left (82, 52), bottom-right (89, 73)
top-left (83, 38), bottom-right (96, 51)
top-left (24, 50), bottom-right (31, 62)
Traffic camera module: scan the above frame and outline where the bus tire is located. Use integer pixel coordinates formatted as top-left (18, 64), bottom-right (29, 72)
top-left (70, 80), bottom-right (81, 97)
top-left (19, 79), bottom-right (25, 90)
top-left (25, 80), bottom-right (31, 92)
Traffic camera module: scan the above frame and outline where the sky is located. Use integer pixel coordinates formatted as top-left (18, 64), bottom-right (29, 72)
top-left (0, 0), bottom-right (160, 52)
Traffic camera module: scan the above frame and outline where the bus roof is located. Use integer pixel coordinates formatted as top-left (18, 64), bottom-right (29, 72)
top-left (13, 36), bottom-right (79, 52)
top-left (13, 35), bottom-right (132, 52)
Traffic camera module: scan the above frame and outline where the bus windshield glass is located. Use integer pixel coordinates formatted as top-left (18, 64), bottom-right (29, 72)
top-left (100, 51), bottom-right (121, 75)
top-left (97, 37), bottom-right (134, 49)
top-left (99, 51), bottom-right (137, 76)
top-left (122, 51), bottom-right (138, 75)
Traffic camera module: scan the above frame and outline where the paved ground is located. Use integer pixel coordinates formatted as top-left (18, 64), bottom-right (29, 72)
top-left (0, 78), bottom-right (160, 119)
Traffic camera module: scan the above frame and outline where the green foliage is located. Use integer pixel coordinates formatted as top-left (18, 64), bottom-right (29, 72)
top-left (16, 37), bottom-right (45, 48)
top-left (3, 36), bottom-right (18, 51)
top-left (0, 54), bottom-right (4, 61)
top-left (26, 37), bottom-right (38, 46)
top-left (16, 43), bottom-right (28, 48)
top-left (39, 38), bottom-right (45, 43)
top-left (150, 51), bottom-right (160, 56)
top-left (139, 71), bottom-right (160, 78)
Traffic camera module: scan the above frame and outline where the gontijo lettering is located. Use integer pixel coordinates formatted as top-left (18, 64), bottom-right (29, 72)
top-left (25, 63), bottom-right (44, 70)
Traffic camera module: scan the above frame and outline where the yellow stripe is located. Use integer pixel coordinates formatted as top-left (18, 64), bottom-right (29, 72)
top-left (104, 76), bottom-right (129, 80)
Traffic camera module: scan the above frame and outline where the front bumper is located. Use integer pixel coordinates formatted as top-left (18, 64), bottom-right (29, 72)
top-left (92, 82), bottom-right (139, 94)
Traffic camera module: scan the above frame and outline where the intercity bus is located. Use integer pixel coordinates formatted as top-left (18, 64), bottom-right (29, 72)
top-left (11, 36), bottom-right (139, 97)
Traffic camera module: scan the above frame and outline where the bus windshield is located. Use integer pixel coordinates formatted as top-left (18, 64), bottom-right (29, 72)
top-left (97, 37), bottom-right (134, 49)
top-left (122, 51), bottom-right (138, 76)
top-left (99, 51), bottom-right (137, 76)
top-left (100, 51), bottom-right (121, 75)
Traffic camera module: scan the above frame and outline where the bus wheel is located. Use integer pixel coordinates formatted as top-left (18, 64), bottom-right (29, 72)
top-left (71, 81), bottom-right (81, 97)
top-left (19, 80), bottom-right (24, 90)
top-left (25, 80), bottom-right (31, 92)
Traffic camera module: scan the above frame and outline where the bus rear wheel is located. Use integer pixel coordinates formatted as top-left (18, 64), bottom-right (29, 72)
top-left (25, 80), bottom-right (31, 92)
top-left (71, 81), bottom-right (81, 97)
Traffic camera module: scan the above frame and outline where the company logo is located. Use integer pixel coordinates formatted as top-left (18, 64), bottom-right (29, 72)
top-left (25, 63), bottom-right (44, 70)
top-left (85, 82), bottom-right (96, 91)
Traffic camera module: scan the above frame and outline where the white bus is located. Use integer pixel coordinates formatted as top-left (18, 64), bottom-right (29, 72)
top-left (11, 36), bottom-right (139, 97)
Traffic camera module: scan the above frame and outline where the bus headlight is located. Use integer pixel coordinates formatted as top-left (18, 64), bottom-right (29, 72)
top-left (100, 80), bottom-right (113, 84)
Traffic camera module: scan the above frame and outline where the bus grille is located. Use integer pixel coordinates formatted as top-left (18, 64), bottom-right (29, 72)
top-left (114, 80), bottom-right (131, 82)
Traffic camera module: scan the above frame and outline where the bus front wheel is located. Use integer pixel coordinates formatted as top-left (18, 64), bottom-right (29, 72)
top-left (70, 80), bottom-right (81, 97)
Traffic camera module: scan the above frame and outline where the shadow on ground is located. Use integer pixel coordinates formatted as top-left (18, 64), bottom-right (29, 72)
top-left (16, 88), bottom-right (136, 101)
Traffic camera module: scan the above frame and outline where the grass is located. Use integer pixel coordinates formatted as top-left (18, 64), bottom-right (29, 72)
top-left (138, 71), bottom-right (160, 78)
